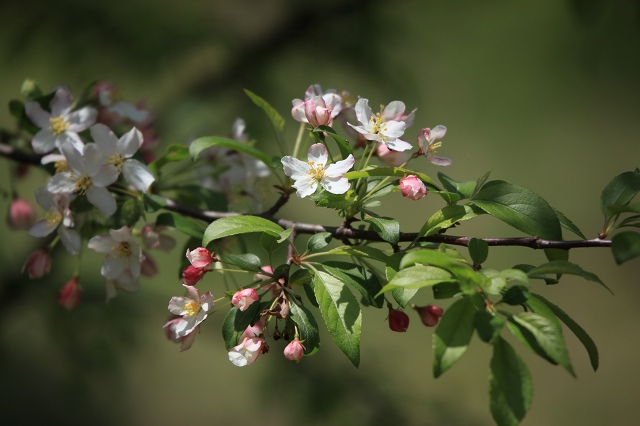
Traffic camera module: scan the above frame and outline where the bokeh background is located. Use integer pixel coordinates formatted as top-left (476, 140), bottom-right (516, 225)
top-left (1, 0), bottom-right (639, 425)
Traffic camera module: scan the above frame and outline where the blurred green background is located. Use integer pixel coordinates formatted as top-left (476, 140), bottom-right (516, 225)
top-left (1, 0), bottom-right (640, 425)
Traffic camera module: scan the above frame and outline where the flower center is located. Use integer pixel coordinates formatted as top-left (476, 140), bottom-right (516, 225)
top-left (428, 141), bottom-right (442, 154)
top-left (183, 300), bottom-right (201, 317)
top-left (55, 160), bottom-right (70, 173)
top-left (45, 209), bottom-right (63, 226)
top-left (112, 241), bottom-right (131, 258)
top-left (49, 116), bottom-right (70, 136)
top-left (74, 174), bottom-right (92, 195)
top-left (307, 161), bottom-right (325, 181)
top-left (106, 153), bottom-right (126, 170)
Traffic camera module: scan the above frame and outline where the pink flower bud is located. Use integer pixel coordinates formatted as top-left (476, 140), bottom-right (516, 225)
top-left (7, 198), bottom-right (36, 230)
top-left (387, 305), bottom-right (410, 332)
top-left (283, 338), bottom-right (305, 361)
top-left (399, 175), bottom-right (427, 200)
top-left (140, 253), bottom-right (158, 277)
top-left (182, 265), bottom-right (205, 286)
top-left (304, 96), bottom-right (333, 128)
top-left (376, 143), bottom-right (411, 167)
top-left (240, 317), bottom-right (266, 342)
top-left (58, 276), bottom-right (81, 309)
top-left (185, 247), bottom-right (215, 269)
top-left (22, 249), bottom-right (52, 279)
top-left (232, 288), bottom-right (260, 311)
top-left (414, 304), bottom-right (444, 327)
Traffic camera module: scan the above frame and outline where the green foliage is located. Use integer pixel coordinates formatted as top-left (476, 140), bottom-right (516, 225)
top-left (362, 210), bottom-right (400, 244)
top-left (314, 125), bottom-right (352, 158)
top-left (611, 231), bottom-right (640, 264)
top-left (289, 301), bottom-right (320, 355)
top-left (433, 297), bottom-right (476, 377)
top-left (244, 89), bottom-right (287, 153)
top-left (155, 212), bottom-right (206, 239)
top-left (202, 215), bottom-right (285, 246)
top-left (221, 302), bottom-right (266, 351)
top-left (188, 135), bottom-right (275, 169)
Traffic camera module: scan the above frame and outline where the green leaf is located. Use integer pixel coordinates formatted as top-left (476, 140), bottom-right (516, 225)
top-left (489, 337), bottom-right (533, 426)
top-left (221, 302), bottom-right (265, 351)
top-left (310, 189), bottom-right (357, 210)
top-left (175, 185), bottom-right (228, 211)
top-left (362, 210), bottom-right (400, 244)
top-left (437, 172), bottom-right (477, 199)
top-left (156, 212), bottom-right (206, 239)
top-left (600, 170), bottom-right (640, 220)
top-left (470, 170), bottom-right (493, 199)
top-left (554, 208), bottom-right (586, 239)
top-left (501, 285), bottom-right (530, 305)
top-left (513, 264), bottom-right (558, 285)
top-left (277, 227), bottom-right (293, 243)
top-left (469, 238), bottom-right (489, 265)
top-left (323, 262), bottom-right (384, 308)
top-left (475, 311), bottom-right (504, 343)
top-left (142, 193), bottom-right (167, 213)
top-left (479, 269), bottom-right (507, 295)
top-left (307, 232), bottom-right (333, 252)
top-left (611, 231), bottom-right (640, 264)
top-left (121, 198), bottom-right (142, 227)
top-left (189, 135), bottom-right (274, 168)
top-left (148, 144), bottom-right (190, 174)
top-left (528, 293), bottom-right (599, 371)
top-left (322, 245), bottom-right (389, 263)
top-left (344, 166), bottom-right (438, 189)
top-left (377, 264), bottom-right (454, 296)
top-left (224, 253), bottom-right (263, 272)
top-left (432, 282), bottom-right (461, 299)
top-left (202, 216), bottom-right (284, 246)
top-left (289, 302), bottom-right (320, 355)
top-left (401, 249), bottom-right (482, 294)
top-left (314, 125), bottom-right (353, 158)
top-left (510, 312), bottom-right (576, 377)
top-left (527, 260), bottom-right (611, 294)
top-left (244, 89), bottom-right (287, 150)
top-left (470, 180), bottom-right (562, 240)
top-left (419, 204), bottom-right (484, 237)
top-left (313, 270), bottom-right (362, 367)
top-left (433, 297), bottom-right (477, 377)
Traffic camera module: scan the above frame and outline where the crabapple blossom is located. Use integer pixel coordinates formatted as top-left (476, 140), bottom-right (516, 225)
top-left (90, 124), bottom-right (155, 192)
top-left (141, 225), bottom-right (176, 252)
top-left (164, 316), bottom-right (198, 352)
top-left (22, 249), bottom-right (52, 279)
top-left (376, 143), bottom-right (412, 167)
top-left (58, 276), bottom-right (81, 310)
top-left (182, 265), bottom-right (207, 286)
top-left (303, 96), bottom-right (337, 128)
top-left (413, 304), bottom-right (444, 327)
top-left (25, 87), bottom-right (97, 154)
top-left (105, 269), bottom-right (141, 302)
top-left (281, 143), bottom-right (354, 198)
top-left (167, 285), bottom-right (215, 337)
top-left (232, 288), bottom-right (259, 311)
top-left (95, 81), bottom-right (150, 123)
top-left (7, 198), bottom-right (36, 230)
top-left (88, 226), bottom-right (143, 280)
top-left (228, 337), bottom-right (267, 367)
top-left (47, 142), bottom-right (119, 216)
top-left (291, 84), bottom-right (342, 125)
top-left (283, 338), bottom-right (305, 361)
top-left (347, 98), bottom-right (413, 151)
top-left (186, 247), bottom-right (216, 269)
top-left (417, 126), bottom-right (451, 166)
top-left (29, 189), bottom-right (81, 254)
top-left (387, 305), bottom-right (410, 332)
top-left (399, 175), bottom-right (427, 200)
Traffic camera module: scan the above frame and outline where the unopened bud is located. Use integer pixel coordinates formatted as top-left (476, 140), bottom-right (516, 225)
top-left (387, 304), bottom-right (410, 332)
top-left (7, 198), bottom-right (36, 230)
top-left (283, 338), bottom-right (305, 361)
top-left (399, 175), bottom-right (427, 200)
top-left (58, 276), bottom-right (81, 309)
top-left (22, 249), bottom-right (52, 279)
top-left (414, 304), bottom-right (444, 327)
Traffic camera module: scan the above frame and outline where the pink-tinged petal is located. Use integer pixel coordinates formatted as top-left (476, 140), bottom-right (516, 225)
top-left (377, 144), bottom-right (411, 167)
top-left (400, 108), bottom-right (417, 128)
top-left (324, 154), bottom-right (355, 177)
top-left (381, 120), bottom-right (406, 138)
top-left (281, 156), bottom-right (310, 180)
top-left (122, 160), bottom-right (155, 192)
top-left (200, 291), bottom-right (215, 312)
top-left (174, 316), bottom-right (198, 337)
top-left (430, 125), bottom-right (447, 141)
top-left (92, 165), bottom-right (119, 187)
top-left (31, 129), bottom-right (57, 154)
top-left (90, 123), bottom-right (119, 154)
top-left (307, 143), bottom-right (328, 165)
top-left (428, 155), bottom-right (452, 167)
top-left (101, 256), bottom-right (128, 280)
top-left (354, 98), bottom-right (372, 128)
top-left (29, 219), bottom-right (58, 238)
top-left (168, 296), bottom-right (190, 315)
top-left (88, 235), bottom-right (116, 253)
top-left (321, 176), bottom-right (351, 194)
top-left (24, 102), bottom-right (51, 128)
top-left (291, 99), bottom-right (307, 123)
top-left (86, 186), bottom-right (117, 216)
top-left (186, 284), bottom-right (201, 301)
top-left (50, 88), bottom-right (73, 117)
top-left (323, 93), bottom-right (342, 118)
top-left (58, 227), bottom-right (81, 254)
top-left (66, 107), bottom-right (97, 132)
top-left (292, 176), bottom-right (318, 198)
top-left (305, 84), bottom-right (322, 99)
top-left (118, 127), bottom-right (143, 157)
top-left (83, 143), bottom-right (108, 176)
top-left (416, 131), bottom-right (428, 152)
top-left (60, 142), bottom-right (84, 173)
top-left (381, 101), bottom-right (406, 121)
top-left (385, 138), bottom-right (412, 152)
top-left (180, 329), bottom-right (198, 351)
top-left (47, 172), bottom-right (76, 193)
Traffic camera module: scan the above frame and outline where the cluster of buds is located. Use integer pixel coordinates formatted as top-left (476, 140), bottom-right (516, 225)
top-left (182, 247), bottom-right (217, 286)
top-left (387, 303), bottom-right (444, 332)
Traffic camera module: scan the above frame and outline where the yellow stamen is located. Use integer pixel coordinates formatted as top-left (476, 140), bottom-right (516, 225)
top-left (49, 116), bottom-right (70, 136)
top-left (428, 141), bottom-right (442, 154)
top-left (183, 300), bottom-right (200, 317)
top-left (307, 161), bottom-right (325, 180)
top-left (112, 241), bottom-right (132, 258)
top-left (106, 153), bottom-right (126, 170)
top-left (55, 160), bottom-right (69, 173)
top-left (45, 209), bottom-right (63, 226)
top-left (74, 174), bottom-right (92, 195)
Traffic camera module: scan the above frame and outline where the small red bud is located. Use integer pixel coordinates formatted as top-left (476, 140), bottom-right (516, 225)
top-left (387, 305), bottom-right (410, 332)
top-left (414, 304), bottom-right (444, 327)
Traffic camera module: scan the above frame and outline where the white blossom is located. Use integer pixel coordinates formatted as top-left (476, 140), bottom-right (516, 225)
top-left (29, 189), bottom-right (81, 254)
top-left (347, 98), bottom-right (413, 151)
top-left (88, 226), bottom-right (143, 281)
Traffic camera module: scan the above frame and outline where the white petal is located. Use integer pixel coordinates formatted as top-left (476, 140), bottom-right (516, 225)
top-left (381, 101), bottom-right (406, 121)
top-left (228, 347), bottom-right (249, 367)
top-left (50, 88), bottom-right (73, 117)
top-left (109, 226), bottom-right (132, 242)
top-left (293, 176), bottom-right (318, 198)
top-left (66, 107), bottom-right (97, 132)
top-left (88, 235), bottom-right (116, 253)
top-left (117, 127), bottom-right (143, 157)
top-left (291, 99), bottom-right (308, 123)
top-left (428, 155), bottom-right (452, 167)
top-left (122, 160), bottom-right (155, 192)
top-left (381, 120), bottom-right (406, 138)
top-left (83, 144), bottom-right (108, 176)
top-left (61, 142), bottom-right (84, 173)
top-left (385, 138), bottom-right (413, 152)
top-left (430, 125), bottom-right (447, 141)
top-left (307, 143), bottom-right (328, 165)
top-left (34, 188), bottom-right (55, 211)
top-left (110, 102), bottom-right (149, 123)
top-left (90, 123), bottom-right (119, 154)
top-left (24, 102), bottom-right (51, 128)
top-left (321, 176), bottom-right (351, 194)
top-left (29, 220), bottom-right (58, 237)
top-left (354, 98), bottom-right (372, 128)
top-left (281, 156), bottom-right (310, 180)
top-left (56, 132), bottom-right (85, 153)
top-left (168, 296), bottom-right (190, 315)
top-left (324, 154), bottom-right (354, 177)
top-left (31, 129), bottom-right (57, 154)
top-left (102, 256), bottom-right (128, 280)
top-left (92, 165), bottom-right (119, 187)
top-left (200, 291), bottom-right (215, 312)
top-left (58, 227), bottom-right (81, 254)
top-left (86, 186), bottom-right (117, 216)
top-left (47, 172), bottom-right (76, 193)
